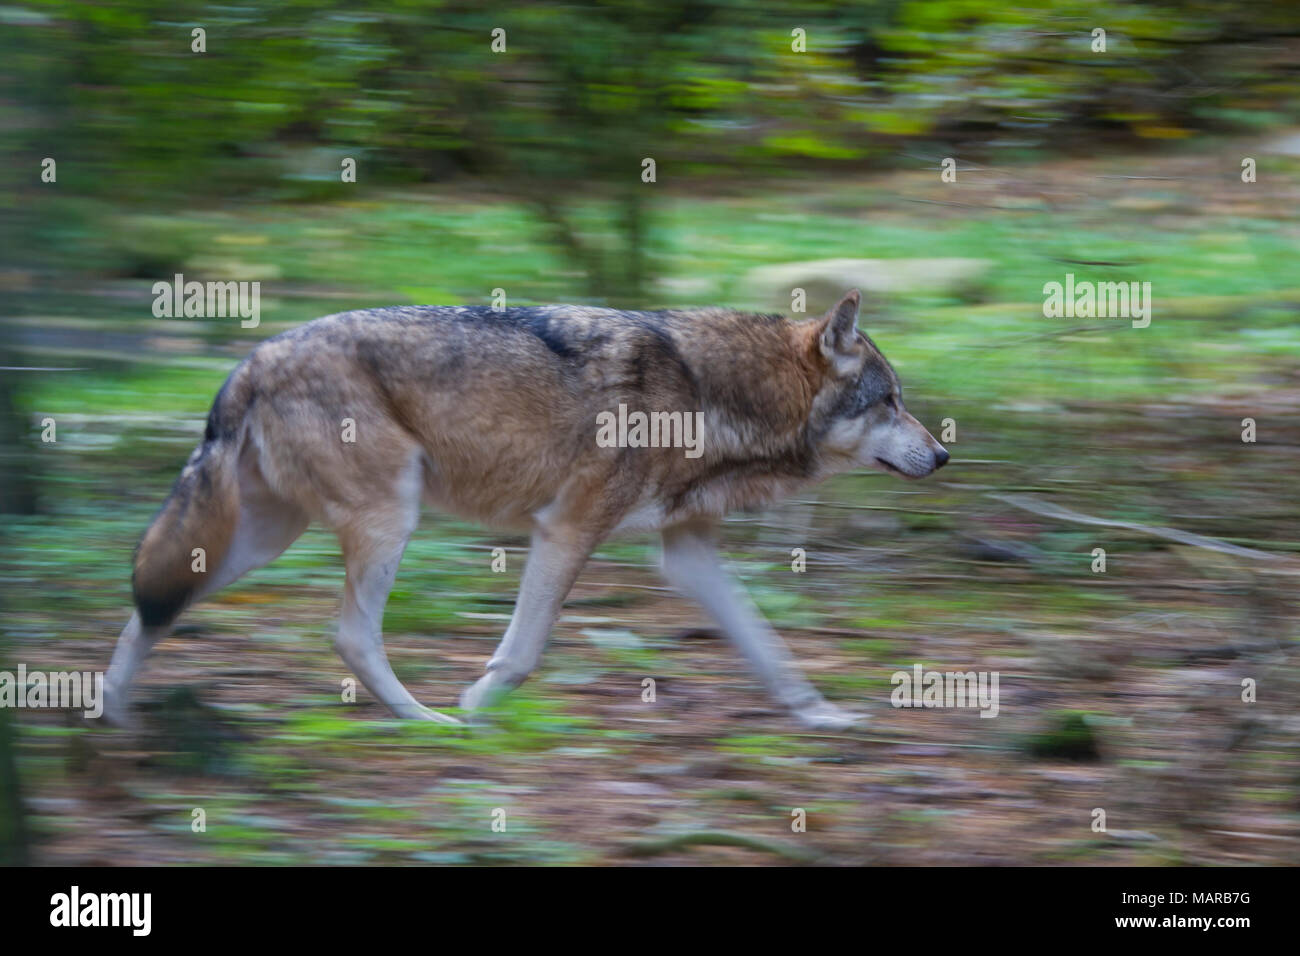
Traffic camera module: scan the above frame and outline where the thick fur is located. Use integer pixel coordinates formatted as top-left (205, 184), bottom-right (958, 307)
top-left (112, 290), bottom-right (948, 729)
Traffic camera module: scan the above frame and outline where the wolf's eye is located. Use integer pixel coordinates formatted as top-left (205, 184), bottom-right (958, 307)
top-left (882, 395), bottom-right (897, 410)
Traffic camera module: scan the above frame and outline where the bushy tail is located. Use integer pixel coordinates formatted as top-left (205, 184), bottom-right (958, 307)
top-left (131, 400), bottom-right (244, 628)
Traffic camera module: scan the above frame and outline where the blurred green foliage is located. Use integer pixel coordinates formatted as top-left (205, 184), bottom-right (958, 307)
top-left (9, 1), bottom-right (1300, 299)
top-left (11, 1), bottom-right (1298, 189)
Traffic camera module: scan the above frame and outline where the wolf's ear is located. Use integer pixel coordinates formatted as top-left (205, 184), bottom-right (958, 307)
top-left (818, 289), bottom-right (861, 363)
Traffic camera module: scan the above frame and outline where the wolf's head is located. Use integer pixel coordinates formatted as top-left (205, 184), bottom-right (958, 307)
top-left (806, 289), bottom-right (949, 479)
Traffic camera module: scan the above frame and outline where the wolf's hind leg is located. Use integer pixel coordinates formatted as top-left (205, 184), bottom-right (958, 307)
top-left (659, 520), bottom-right (863, 731)
top-left (459, 525), bottom-right (595, 713)
top-left (333, 501), bottom-right (459, 724)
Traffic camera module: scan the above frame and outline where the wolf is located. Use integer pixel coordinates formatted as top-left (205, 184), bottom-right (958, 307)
top-left (104, 289), bottom-right (949, 730)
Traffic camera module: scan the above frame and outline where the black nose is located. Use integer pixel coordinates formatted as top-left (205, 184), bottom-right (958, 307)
top-left (934, 448), bottom-right (950, 469)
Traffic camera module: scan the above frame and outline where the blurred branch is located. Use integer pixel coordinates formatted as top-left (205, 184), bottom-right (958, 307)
top-left (990, 493), bottom-right (1294, 564)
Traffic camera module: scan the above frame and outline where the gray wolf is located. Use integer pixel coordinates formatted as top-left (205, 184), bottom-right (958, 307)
top-left (105, 289), bottom-right (949, 730)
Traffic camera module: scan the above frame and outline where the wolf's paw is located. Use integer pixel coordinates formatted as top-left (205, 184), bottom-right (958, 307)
top-left (98, 691), bottom-right (138, 730)
top-left (793, 700), bottom-right (865, 732)
top-left (395, 703), bottom-right (462, 725)
top-left (459, 674), bottom-right (510, 715)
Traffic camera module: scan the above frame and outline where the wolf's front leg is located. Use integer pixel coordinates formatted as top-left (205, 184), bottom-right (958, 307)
top-left (659, 521), bottom-right (863, 732)
top-left (460, 524), bottom-right (595, 714)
